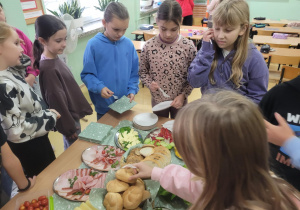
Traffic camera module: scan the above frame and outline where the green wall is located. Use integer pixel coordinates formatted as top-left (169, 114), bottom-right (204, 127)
top-left (2, 0), bottom-right (300, 85)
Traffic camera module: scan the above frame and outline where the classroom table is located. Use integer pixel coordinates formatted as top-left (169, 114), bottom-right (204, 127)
top-left (2, 110), bottom-right (171, 210)
top-left (250, 19), bottom-right (292, 26)
top-left (132, 26), bottom-right (206, 41)
top-left (256, 46), bottom-right (300, 59)
top-left (253, 35), bottom-right (300, 47)
top-left (132, 40), bottom-right (146, 52)
top-left (253, 26), bottom-right (300, 36)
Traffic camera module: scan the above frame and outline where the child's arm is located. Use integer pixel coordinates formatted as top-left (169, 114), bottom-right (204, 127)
top-left (130, 163), bottom-right (204, 204)
top-left (246, 51), bottom-right (269, 104)
top-left (207, 0), bottom-right (218, 13)
top-left (2, 142), bottom-right (36, 190)
top-left (81, 41), bottom-right (106, 95)
top-left (127, 46), bottom-right (140, 97)
top-left (188, 37), bottom-right (215, 88)
top-left (190, 0), bottom-right (194, 10)
top-left (139, 45), bottom-right (153, 88)
top-left (182, 42), bottom-right (197, 97)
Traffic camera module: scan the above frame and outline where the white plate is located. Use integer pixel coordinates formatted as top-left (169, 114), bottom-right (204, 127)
top-left (162, 120), bottom-right (174, 132)
top-left (152, 101), bottom-right (173, 112)
top-left (133, 113), bottom-right (158, 126)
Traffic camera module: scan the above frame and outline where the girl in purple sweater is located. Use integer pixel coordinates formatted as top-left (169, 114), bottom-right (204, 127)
top-left (130, 90), bottom-right (300, 209)
top-left (188, 0), bottom-right (268, 104)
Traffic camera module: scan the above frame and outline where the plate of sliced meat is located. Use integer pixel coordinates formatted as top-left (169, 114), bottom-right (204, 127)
top-left (53, 168), bottom-right (107, 201)
top-left (82, 145), bottom-right (125, 171)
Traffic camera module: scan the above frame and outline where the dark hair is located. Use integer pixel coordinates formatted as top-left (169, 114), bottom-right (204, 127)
top-left (157, 0), bottom-right (182, 26)
top-left (104, 2), bottom-right (129, 22)
top-left (0, 2), bottom-right (2, 8)
top-left (33, 15), bottom-right (66, 69)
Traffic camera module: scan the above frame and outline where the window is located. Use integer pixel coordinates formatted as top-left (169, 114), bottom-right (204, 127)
top-left (44, 0), bottom-right (103, 24)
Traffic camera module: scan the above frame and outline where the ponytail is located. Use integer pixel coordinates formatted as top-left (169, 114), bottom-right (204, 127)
top-left (33, 39), bottom-right (43, 69)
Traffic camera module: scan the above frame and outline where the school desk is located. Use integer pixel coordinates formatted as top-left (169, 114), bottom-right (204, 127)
top-left (257, 46), bottom-right (300, 59)
top-left (132, 40), bottom-right (146, 52)
top-left (253, 35), bottom-right (300, 47)
top-left (251, 19), bottom-right (292, 27)
top-left (2, 110), bottom-right (171, 210)
top-left (253, 27), bottom-right (300, 36)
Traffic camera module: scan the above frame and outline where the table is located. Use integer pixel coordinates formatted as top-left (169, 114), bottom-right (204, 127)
top-left (253, 35), bottom-right (300, 47)
top-left (251, 19), bottom-right (292, 27)
top-left (253, 26), bottom-right (300, 36)
top-left (2, 110), bottom-right (171, 210)
top-left (132, 40), bottom-right (146, 52)
top-left (132, 27), bottom-right (205, 41)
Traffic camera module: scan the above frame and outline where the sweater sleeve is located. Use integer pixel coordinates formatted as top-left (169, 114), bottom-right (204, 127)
top-left (246, 51), bottom-right (269, 104)
top-left (127, 44), bottom-right (140, 95)
top-left (81, 40), bottom-right (105, 94)
top-left (151, 164), bottom-right (204, 204)
top-left (283, 136), bottom-right (300, 169)
top-left (190, 0), bottom-right (194, 9)
top-left (188, 41), bottom-right (215, 88)
top-left (182, 42), bottom-right (196, 97)
top-left (139, 44), bottom-right (152, 88)
top-left (40, 69), bottom-right (77, 137)
top-left (0, 81), bottom-right (57, 142)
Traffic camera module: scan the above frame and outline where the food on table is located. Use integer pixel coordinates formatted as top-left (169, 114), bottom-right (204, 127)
top-left (53, 168), bottom-right (107, 201)
top-left (139, 147), bottom-right (154, 156)
top-left (82, 145), bottom-right (124, 171)
top-left (174, 147), bottom-right (182, 160)
top-left (118, 127), bottom-right (142, 150)
top-left (106, 179), bottom-right (129, 193)
top-left (144, 128), bottom-right (175, 149)
top-left (103, 168), bottom-right (150, 210)
top-left (74, 200), bottom-right (97, 210)
top-left (121, 145), bottom-right (171, 168)
top-left (18, 195), bottom-right (49, 210)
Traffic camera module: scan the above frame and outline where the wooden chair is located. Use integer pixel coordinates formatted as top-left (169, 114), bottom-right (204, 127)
top-left (268, 54), bottom-right (300, 68)
top-left (278, 65), bottom-right (300, 84)
top-left (143, 32), bottom-right (156, 41)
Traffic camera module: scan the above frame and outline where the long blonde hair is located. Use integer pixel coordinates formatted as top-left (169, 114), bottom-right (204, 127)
top-left (0, 22), bottom-right (12, 44)
top-left (209, 0), bottom-right (250, 88)
top-left (173, 90), bottom-right (299, 210)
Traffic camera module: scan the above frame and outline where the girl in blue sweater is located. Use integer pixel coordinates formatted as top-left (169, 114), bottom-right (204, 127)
top-left (81, 2), bottom-right (139, 120)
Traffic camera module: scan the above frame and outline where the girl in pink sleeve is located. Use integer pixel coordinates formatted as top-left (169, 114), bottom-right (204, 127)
top-left (130, 90), bottom-right (300, 209)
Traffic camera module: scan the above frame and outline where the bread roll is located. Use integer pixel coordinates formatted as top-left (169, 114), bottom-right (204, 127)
top-left (103, 192), bottom-right (123, 210)
top-left (107, 179), bottom-right (129, 193)
top-left (142, 146), bottom-right (171, 168)
top-left (122, 186), bottom-right (143, 209)
top-left (133, 178), bottom-right (145, 191)
top-left (123, 208), bottom-right (142, 210)
top-left (142, 190), bottom-right (151, 201)
top-left (115, 168), bottom-right (137, 184)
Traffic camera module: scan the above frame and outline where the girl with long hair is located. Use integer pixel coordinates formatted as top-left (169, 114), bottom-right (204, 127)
top-left (130, 90), bottom-right (300, 210)
top-left (188, 0), bottom-right (268, 104)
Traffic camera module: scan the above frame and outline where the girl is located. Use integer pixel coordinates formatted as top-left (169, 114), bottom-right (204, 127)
top-left (0, 2), bottom-right (41, 96)
top-left (81, 2), bottom-right (139, 120)
top-left (176, 0), bottom-right (194, 26)
top-left (33, 15), bottom-right (93, 150)
top-left (139, 0), bottom-right (196, 119)
top-left (188, 0), bottom-right (269, 104)
top-left (130, 90), bottom-right (300, 210)
top-left (0, 22), bottom-right (60, 177)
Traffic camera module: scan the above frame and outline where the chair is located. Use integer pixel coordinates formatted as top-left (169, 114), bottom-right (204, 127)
top-left (143, 32), bottom-right (156, 41)
top-left (267, 54), bottom-right (300, 70)
top-left (278, 65), bottom-right (300, 84)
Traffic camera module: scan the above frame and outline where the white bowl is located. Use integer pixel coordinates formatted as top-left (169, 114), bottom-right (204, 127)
top-left (133, 113), bottom-right (158, 127)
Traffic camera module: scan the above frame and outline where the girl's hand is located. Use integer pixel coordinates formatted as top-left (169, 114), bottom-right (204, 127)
top-left (50, 109), bottom-right (61, 119)
top-left (28, 176), bottom-right (36, 189)
top-left (150, 81), bottom-right (160, 92)
top-left (101, 87), bottom-right (114, 99)
top-left (265, 112), bottom-right (295, 146)
top-left (127, 93), bottom-right (135, 103)
top-left (170, 94), bottom-right (185, 109)
top-left (203, 28), bottom-right (214, 42)
top-left (128, 162), bottom-right (154, 180)
top-left (25, 74), bottom-right (36, 87)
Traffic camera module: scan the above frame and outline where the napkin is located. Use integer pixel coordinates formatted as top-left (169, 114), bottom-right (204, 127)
top-left (78, 122), bottom-right (113, 144)
top-left (108, 95), bottom-right (137, 114)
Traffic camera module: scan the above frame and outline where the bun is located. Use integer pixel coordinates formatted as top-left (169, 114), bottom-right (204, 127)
top-left (107, 179), bottom-right (129, 193)
top-left (142, 190), bottom-right (151, 201)
top-left (103, 192), bottom-right (123, 210)
top-left (142, 146), bottom-right (171, 168)
top-left (123, 208), bottom-right (142, 210)
top-left (115, 168), bottom-right (137, 184)
top-left (132, 178), bottom-right (145, 191)
top-left (122, 186), bottom-right (143, 209)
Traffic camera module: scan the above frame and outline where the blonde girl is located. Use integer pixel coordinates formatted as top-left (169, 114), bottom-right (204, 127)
top-left (0, 22), bottom-right (60, 177)
top-left (188, 0), bottom-right (268, 104)
top-left (130, 90), bottom-right (300, 210)
top-left (139, 0), bottom-right (196, 119)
